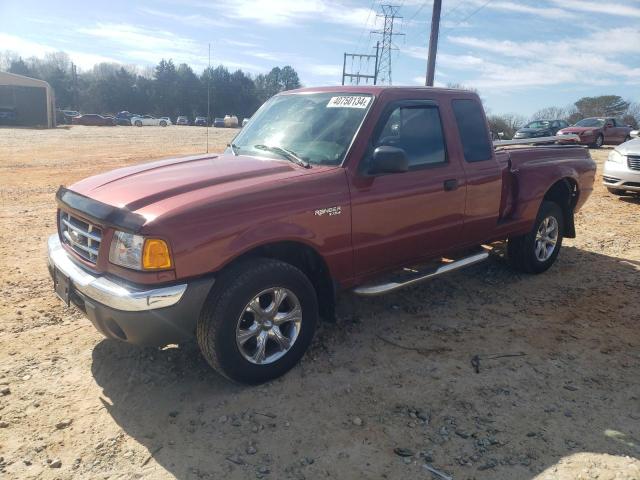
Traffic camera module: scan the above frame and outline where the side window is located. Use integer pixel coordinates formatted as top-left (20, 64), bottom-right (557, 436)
top-left (375, 105), bottom-right (446, 168)
top-left (451, 99), bottom-right (492, 162)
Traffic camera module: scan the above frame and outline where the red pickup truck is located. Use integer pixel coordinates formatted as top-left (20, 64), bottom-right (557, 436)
top-left (48, 86), bottom-right (596, 383)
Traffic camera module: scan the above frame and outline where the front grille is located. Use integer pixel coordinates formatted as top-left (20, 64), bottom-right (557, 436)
top-left (59, 211), bottom-right (102, 263)
top-left (628, 156), bottom-right (640, 171)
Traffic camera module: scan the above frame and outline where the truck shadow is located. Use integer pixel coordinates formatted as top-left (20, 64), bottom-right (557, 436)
top-left (91, 245), bottom-right (640, 479)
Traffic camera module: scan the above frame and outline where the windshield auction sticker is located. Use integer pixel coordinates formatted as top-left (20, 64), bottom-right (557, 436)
top-left (327, 96), bottom-right (371, 109)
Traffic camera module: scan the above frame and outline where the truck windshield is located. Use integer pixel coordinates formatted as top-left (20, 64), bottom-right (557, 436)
top-left (230, 92), bottom-right (373, 166)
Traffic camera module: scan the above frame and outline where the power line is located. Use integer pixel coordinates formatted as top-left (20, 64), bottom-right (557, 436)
top-left (442, 0), bottom-right (494, 31)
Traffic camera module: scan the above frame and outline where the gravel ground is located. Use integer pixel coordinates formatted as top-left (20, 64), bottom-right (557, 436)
top-left (0, 125), bottom-right (639, 480)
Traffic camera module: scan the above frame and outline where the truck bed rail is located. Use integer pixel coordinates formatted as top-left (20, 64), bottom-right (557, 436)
top-left (494, 134), bottom-right (581, 148)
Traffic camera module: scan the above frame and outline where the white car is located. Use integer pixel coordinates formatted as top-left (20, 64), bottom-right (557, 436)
top-left (131, 115), bottom-right (172, 127)
top-left (603, 130), bottom-right (640, 195)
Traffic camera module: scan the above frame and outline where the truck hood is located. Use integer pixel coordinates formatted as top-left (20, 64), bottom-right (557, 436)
top-left (68, 153), bottom-right (317, 220)
top-left (615, 137), bottom-right (640, 155)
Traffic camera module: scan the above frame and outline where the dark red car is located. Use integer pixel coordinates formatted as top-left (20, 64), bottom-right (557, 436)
top-left (557, 117), bottom-right (632, 148)
top-left (72, 114), bottom-right (116, 126)
top-left (48, 86), bottom-right (596, 383)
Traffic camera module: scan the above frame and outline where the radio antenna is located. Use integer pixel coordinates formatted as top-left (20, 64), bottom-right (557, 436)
top-left (206, 42), bottom-right (211, 153)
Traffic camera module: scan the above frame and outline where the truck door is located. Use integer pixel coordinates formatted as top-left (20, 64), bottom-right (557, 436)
top-left (349, 100), bottom-right (467, 277)
top-left (450, 98), bottom-right (502, 245)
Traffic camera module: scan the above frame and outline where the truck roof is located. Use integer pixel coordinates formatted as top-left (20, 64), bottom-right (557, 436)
top-left (282, 85), bottom-right (479, 96)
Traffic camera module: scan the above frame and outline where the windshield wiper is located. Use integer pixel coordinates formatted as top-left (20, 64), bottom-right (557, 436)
top-left (254, 144), bottom-right (310, 168)
top-left (227, 143), bottom-right (239, 156)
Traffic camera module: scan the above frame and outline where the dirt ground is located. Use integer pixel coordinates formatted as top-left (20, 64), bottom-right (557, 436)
top-left (0, 125), bottom-right (639, 480)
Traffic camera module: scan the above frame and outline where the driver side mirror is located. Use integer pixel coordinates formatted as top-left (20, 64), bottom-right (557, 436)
top-left (369, 146), bottom-right (409, 174)
top-left (606, 123), bottom-right (613, 128)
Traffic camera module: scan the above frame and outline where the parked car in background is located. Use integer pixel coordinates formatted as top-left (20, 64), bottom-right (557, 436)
top-left (114, 111), bottom-right (134, 126)
top-left (176, 116), bottom-right (190, 126)
top-left (242, 117), bottom-right (250, 127)
top-left (224, 115), bottom-right (239, 128)
top-left (48, 86), bottom-right (596, 384)
top-left (557, 117), bottom-right (633, 148)
top-left (194, 116), bottom-right (208, 126)
top-left (0, 107), bottom-right (17, 125)
top-left (56, 109), bottom-right (80, 125)
top-left (72, 114), bottom-right (116, 126)
top-left (213, 117), bottom-right (225, 128)
top-left (603, 131), bottom-right (640, 195)
top-left (130, 115), bottom-right (171, 127)
top-left (514, 120), bottom-right (568, 139)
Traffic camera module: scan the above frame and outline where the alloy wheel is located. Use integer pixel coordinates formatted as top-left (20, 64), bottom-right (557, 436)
top-left (235, 287), bottom-right (302, 365)
top-left (535, 216), bottom-right (559, 261)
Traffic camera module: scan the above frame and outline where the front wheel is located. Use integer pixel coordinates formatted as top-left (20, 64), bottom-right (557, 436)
top-left (591, 134), bottom-right (603, 148)
top-left (507, 201), bottom-right (564, 274)
top-left (160, 120), bottom-right (167, 127)
top-left (135, 120), bottom-right (142, 127)
top-left (197, 258), bottom-right (318, 384)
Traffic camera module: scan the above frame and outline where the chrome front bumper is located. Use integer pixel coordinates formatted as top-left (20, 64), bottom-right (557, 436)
top-left (47, 234), bottom-right (187, 312)
top-left (603, 161), bottom-right (640, 192)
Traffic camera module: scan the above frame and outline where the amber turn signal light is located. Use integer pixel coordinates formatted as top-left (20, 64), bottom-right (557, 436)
top-left (142, 239), bottom-right (172, 270)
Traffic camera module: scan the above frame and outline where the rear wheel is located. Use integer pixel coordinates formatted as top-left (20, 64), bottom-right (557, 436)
top-left (507, 201), bottom-right (564, 274)
top-left (197, 258), bottom-right (318, 384)
top-left (135, 120), bottom-right (142, 127)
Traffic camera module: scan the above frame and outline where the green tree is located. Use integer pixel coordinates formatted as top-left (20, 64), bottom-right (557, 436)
top-left (574, 95), bottom-right (630, 118)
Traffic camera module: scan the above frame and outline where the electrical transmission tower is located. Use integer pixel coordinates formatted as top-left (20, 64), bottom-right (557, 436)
top-left (341, 42), bottom-right (380, 85)
top-left (371, 4), bottom-right (404, 85)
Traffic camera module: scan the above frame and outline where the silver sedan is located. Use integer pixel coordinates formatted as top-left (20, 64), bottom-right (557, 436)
top-left (603, 130), bottom-right (640, 195)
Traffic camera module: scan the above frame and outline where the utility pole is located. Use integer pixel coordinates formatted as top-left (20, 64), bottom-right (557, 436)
top-left (71, 62), bottom-right (78, 110)
top-left (206, 43), bottom-right (211, 153)
top-left (371, 5), bottom-right (404, 85)
top-left (341, 42), bottom-right (380, 85)
top-left (425, 0), bottom-right (442, 86)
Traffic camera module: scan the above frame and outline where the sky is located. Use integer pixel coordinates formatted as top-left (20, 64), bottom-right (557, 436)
top-left (1, 0), bottom-right (639, 116)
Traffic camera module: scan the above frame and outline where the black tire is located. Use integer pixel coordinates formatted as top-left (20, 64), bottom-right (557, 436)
top-left (135, 120), bottom-right (142, 127)
top-left (607, 187), bottom-right (626, 196)
top-left (591, 134), bottom-right (603, 148)
top-left (507, 201), bottom-right (564, 274)
top-left (160, 120), bottom-right (167, 127)
top-left (197, 258), bottom-right (318, 384)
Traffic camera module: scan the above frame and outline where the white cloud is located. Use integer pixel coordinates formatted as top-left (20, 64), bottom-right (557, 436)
top-left (549, 0), bottom-right (640, 17)
top-left (0, 32), bottom-right (119, 70)
top-left (206, 0), bottom-right (375, 28)
top-left (486, 1), bottom-right (573, 19)
top-left (138, 8), bottom-right (231, 28)
top-left (306, 64), bottom-right (342, 76)
top-left (405, 26), bottom-right (640, 90)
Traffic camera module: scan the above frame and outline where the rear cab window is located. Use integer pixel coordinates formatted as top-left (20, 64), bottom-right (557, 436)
top-left (451, 99), bottom-right (493, 163)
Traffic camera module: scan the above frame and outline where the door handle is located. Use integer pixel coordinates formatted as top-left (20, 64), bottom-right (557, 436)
top-left (443, 179), bottom-right (458, 191)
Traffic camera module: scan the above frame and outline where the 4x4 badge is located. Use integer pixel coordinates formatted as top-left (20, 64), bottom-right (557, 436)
top-left (314, 206), bottom-right (342, 217)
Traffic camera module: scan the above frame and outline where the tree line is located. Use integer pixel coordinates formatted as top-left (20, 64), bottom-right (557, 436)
top-left (0, 51), bottom-right (302, 120)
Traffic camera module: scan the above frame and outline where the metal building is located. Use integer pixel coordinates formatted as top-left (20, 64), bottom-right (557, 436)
top-left (0, 71), bottom-right (56, 128)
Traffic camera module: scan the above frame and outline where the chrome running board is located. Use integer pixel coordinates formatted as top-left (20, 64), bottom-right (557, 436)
top-left (352, 250), bottom-right (489, 297)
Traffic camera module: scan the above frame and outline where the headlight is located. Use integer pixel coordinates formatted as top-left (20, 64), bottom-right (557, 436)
top-left (109, 231), bottom-right (172, 270)
top-left (608, 150), bottom-right (625, 164)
